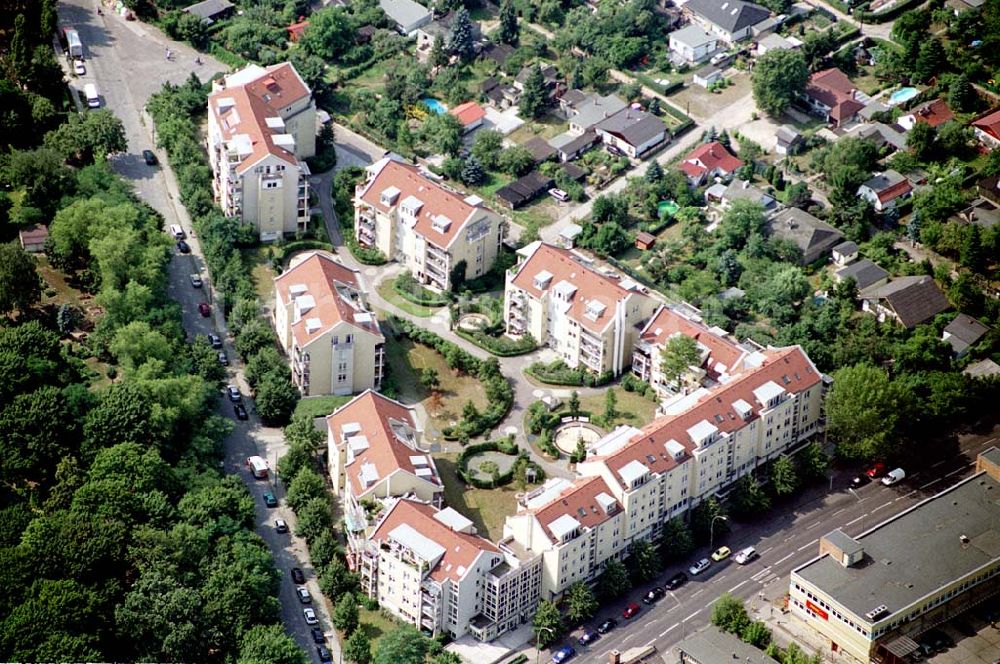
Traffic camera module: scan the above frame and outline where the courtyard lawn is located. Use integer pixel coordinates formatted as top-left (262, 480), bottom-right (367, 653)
top-left (248, 246), bottom-right (276, 305)
top-left (433, 454), bottom-right (520, 542)
top-left (376, 278), bottom-right (441, 318)
top-left (359, 606), bottom-right (400, 648)
top-left (293, 395), bottom-right (352, 420)
top-left (507, 114), bottom-right (569, 144)
top-left (580, 387), bottom-right (658, 427)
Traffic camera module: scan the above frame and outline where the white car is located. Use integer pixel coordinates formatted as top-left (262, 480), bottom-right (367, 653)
top-left (688, 558), bottom-right (711, 576)
top-left (548, 188), bottom-right (569, 202)
top-left (303, 607), bottom-right (318, 624)
top-left (74, 60), bottom-right (86, 75)
top-left (881, 468), bottom-right (906, 486)
top-left (297, 587), bottom-right (311, 604)
top-left (734, 546), bottom-right (759, 565)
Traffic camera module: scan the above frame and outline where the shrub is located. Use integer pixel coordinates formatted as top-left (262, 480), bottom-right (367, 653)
top-left (455, 328), bottom-right (537, 356)
top-left (525, 360), bottom-right (614, 387)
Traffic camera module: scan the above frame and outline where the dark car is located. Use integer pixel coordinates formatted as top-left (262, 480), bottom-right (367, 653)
top-left (176, 239), bottom-right (190, 254)
top-left (142, 149), bottom-right (158, 166)
top-left (234, 403), bottom-right (248, 420)
top-left (922, 629), bottom-right (954, 652)
top-left (850, 473), bottom-right (871, 488)
top-left (597, 618), bottom-right (617, 634)
top-left (198, 302), bottom-right (210, 317)
top-left (311, 627), bottom-right (325, 644)
top-left (291, 567), bottom-right (306, 584)
top-left (577, 629), bottom-right (598, 646)
top-left (623, 603), bottom-right (640, 619)
top-left (263, 492), bottom-right (277, 508)
top-left (227, 385), bottom-right (242, 402)
top-left (551, 645), bottom-right (575, 664)
top-left (217, 351), bottom-right (228, 366)
top-left (317, 645), bottom-right (332, 662)
top-left (643, 586), bottom-right (665, 605)
top-left (665, 572), bottom-right (688, 590)
top-left (208, 333), bottom-right (223, 349)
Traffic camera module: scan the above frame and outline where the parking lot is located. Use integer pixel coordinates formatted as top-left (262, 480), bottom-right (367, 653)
top-left (920, 602), bottom-right (1000, 664)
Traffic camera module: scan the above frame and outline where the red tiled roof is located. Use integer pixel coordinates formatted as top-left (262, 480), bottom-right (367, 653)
top-left (973, 108), bottom-right (1000, 141)
top-left (639, 306), bottom-right (747, 381)
top-left (370, 499), bottom-right (497, 583)
top-left (875, 179), bottom-right (912, 203)
top-left (680, 141), bottom-right (743, 178)
top-left (910, 99), bottom-right (954, 128)
top-left (18, 224), bottom-right (49, 243)
top-left (449, 101), bottom-right (486, 127)
top-left (326, 391), bottom-right (434, 499)
top-left (530, 476), bottom-right (619, 544)
top-left (805, 68), bottom-right (862, 124)
top-left (274, 251), bottom-right (383, 347)
top-left (594, 347), bottom-right (821, 490)
top-left (287, 20), bottom-right (309, 41)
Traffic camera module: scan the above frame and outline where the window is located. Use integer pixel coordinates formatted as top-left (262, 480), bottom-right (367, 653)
top-left (337, 373), bottom-right (347, 383)
top-left (346, 334), bottom-right (354, 344)
top-left (265, 181), bottom-right (280, 189)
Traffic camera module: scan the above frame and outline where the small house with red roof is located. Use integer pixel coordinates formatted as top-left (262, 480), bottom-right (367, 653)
top-left (857, 170), bottom-right (913, 212)
top-left (448, 101), bottom-right (486, 133)
top-left (18, 224), bottom-right (49, 253)
top-left (287, 19), bottom-right (309, 42)
top-left (899, 98), bottom-right (955, 131)
top-left (679, 140), bottom-right (743, 186)
top-left (803, 68), bottom-right (864, 127)
top-left (972, 108), bottom-right (1000, 149)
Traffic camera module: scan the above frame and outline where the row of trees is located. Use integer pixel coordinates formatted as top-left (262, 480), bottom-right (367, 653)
top-left (712, 594), bottom-right (822, 664)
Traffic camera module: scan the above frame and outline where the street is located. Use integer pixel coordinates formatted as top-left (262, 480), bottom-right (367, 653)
top-left (59, 1), bottom-right (337, 661)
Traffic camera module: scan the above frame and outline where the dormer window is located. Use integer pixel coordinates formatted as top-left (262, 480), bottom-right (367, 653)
top-left (533, 270), bottom-right (553, 290)
top-left (400, 195), bottom-right (423, 218)
top-left (752, 381), bottom-right (786, 410)
top-left (380, 186), bottom-right (401, 206)
top-left (687, 420), bottom-right (719, 448)
top-left (553, 280), bottom-right (577, 302)
top-left (584, 300), bottom-right (606, 321)
top-left (432, 215), bottom-right (452, 233)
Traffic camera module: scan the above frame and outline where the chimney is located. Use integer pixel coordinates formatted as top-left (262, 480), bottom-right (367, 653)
top-left (609, 650), bottom-right (621, 664)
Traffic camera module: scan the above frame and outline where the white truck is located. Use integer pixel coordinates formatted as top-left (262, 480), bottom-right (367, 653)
top-left (246, 455), bottom-right (269, 479)
top-left (65, 28), bottom-right (83, 58)
top-left (84, 83), bottom-right (100, 108)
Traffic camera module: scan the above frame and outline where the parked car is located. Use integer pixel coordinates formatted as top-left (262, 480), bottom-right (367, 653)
top-left (234, 403), bottom-right (248, 420)
top-left (74, 59), bottom-right (86, 75)
top-left (217, 351), bottom-right (228, 366)
top-left (551, 645), bottom-right (575, 664)
top-left (142, 149), bottom-right (158, 166)
top-left (642, 586), bottom-right (665, 604)
top-left (689, 558), bottom-right (711, 576)
top-left (303, 607), bottom-right (318, 625)
top-left (597, 618), bottom-right (618, 634)
top-left (176, 239), bottom-right (190, 254)
top-left (850, 473), bottom-right (871, 488)
top-left (665, 572), bottom-right (688, 590)
top-left (275, 518), bottom-right (288, 534)
top-left (189, 273), bottom-right (203, 288)
top-left (291, 567), bottom-right (306, 584)
top-left (227, 385), bottom-right (242, 402)
top-left (578, 629), bottom-right (598, 646)
top-left (208, 334), bottom-right (223, 349)
top-left (921, 629), bottom-right (954, 652)
top-left (263, 492), bottom-right (277, 508)
top-left (711, 546), bottom-right (732, 562)
top-left (606, 144), bottom-right (623, 156)
top-left (622, 603), bottom-right (640, 619)
top-left (310, 627), bottom-right (325, 644)
top-left (734, 547), bottom-right (759, 565)
top-left (548, 188), bottom-right (569, 202)
top-left (297, 587), bottom-right (311, 604)
top-left (198, 302), bottom-right (210, 317)
top-left (865, 462), bottom-right (887, 479)
top-left (316, 645), bottom-right (332, 663)
top-left (882, 468), bottom-right (906, 486)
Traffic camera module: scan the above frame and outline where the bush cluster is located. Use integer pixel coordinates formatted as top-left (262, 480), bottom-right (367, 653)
top-left (394, 272), bottom-right (451, 306)
top-left (455, 438), bottom-right (546, 489)
top-left (526, 359), bottom-right (614, 387)
top-left (455, 327), bottom-right (537, 356)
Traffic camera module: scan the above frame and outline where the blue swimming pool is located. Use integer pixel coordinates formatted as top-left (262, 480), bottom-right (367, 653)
top-left (423, 98), bottom-right (447, 114)
top-left (888, 87), bottom-right (919, 106)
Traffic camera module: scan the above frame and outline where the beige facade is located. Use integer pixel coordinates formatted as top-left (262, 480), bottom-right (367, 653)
top-left (355, 156), bottom-right (506, 291)
top-left (505, 242), bottom-right (659, 376)
top-left (207, 63), bottom-right (316, 241)
top-left (273, 252), bottom-right (384, 397)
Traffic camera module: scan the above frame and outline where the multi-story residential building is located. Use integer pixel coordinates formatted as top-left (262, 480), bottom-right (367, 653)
top-left (358, 498), bottom-right (542, 641)
top-left (354, 156), bottom-right (506, 291)
top-left (207, 63), bottom-right (315, 241)
top-left (273, 251), bottom-right (384, 396)
top-left (789, 449), bottom-right (1000, 663)
top-left (504, 242), bottom-right (659, 376)
top-left (632, 305), bottom-right (750, 397)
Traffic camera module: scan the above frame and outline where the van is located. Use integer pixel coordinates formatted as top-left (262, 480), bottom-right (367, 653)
top-left (169, 224), bottom-right (185, 239)
top-left (881, 468), bottom-right (906, 486)
top-left (84, 83), bottom-right (100, 108)
top-left (734, 546), bottom-right (759, 564)
top-left (247, 455), bottom-right (268, 479)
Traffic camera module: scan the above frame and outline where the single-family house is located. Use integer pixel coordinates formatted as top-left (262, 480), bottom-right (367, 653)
top-left (684, 0), bottom-right (771, 44)
top-left (946, 0), bottom-right (985, 13)
top-left (514, 65), bottom-right (563, 104)
top-left (775, 125), bottom-right (802, 156)
top-left (18, 224), bottom-right (49, 253)
top-left (972, 108), bottom-right (1000, 149)
top-left (668, 25), bottom-right (719, 64)
top-left (480, 42), bottom-right (515, 70)
top-left (720, 179), bottom-right (776, 210)
top-left (965, 359), bottom-right (1000, 378)
top-left (416, 11), bottom-right (482, 58)
top-left (899, 99), bottom-right (955, 131)
top-left (858, 100), bottom-right (890, 122)
top-left (523, 136), bottom-right (557, 164)
top-left (958, 196), bottom-right (1000, 229)
top-left (679, 141), bottom-right (743, 186)
top-left (449, 101), bottom-right (486, 133)
top-left (803, 68), bottom-right (865, 127)
top-left (942, 314), bottom-right (991, 357)
top-left (379, 0), bottom-right (432, 36)
top-left (594, 108), bottom-right (668, 158)
top-left (857, 170), bottom-right (913, 212)
top-left (495, 171), bottom-right (554, 209)
top-left (831, 240), bottom-right (858, 267)
top-left (481, 77), bottom-right (518, 109)
top-left (767, 208), bottom-right (844, 265)
top-left (548, 131), bottom-right (599, 162)
top-left (859, 275), bottom-right (951, 328)
top-left (854, 122), bottom-right (908, 153)
top-left (756, 33), bottom-right (794, 54)
top-left (834, 258), bottom-right (889, 291)
top-left (566, 93), bottom-right (628, 135)
top-left (183, 0), bottom-right (234, 23)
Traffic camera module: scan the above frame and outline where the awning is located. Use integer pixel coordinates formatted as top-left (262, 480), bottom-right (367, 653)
top-left (882, 635), bottom-right (919, 658)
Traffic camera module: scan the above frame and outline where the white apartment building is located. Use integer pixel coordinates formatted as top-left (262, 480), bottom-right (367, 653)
top-left (273, 252), bottom-right (384, 397)
top-left (359, 499), bottom-right (542, 641)
top-left (207, 63), bottom-right (316, 241)
top-left (504, 242), bottom-right (660, 376)
top-left (354, 156), bottom-right (506, 291)
top-left (505, 345), bottom-right (827, 599)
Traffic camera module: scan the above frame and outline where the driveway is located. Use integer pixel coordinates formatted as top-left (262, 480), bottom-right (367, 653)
top-left (60, 1), bottom-right (337, 660)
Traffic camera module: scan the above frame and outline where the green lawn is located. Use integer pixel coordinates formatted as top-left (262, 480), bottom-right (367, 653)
top-left (293, 395), bottom-right (352, 420)
top-left (247, 246), bottom-right (276, 304)
top-left (579, 387), bottom-right (658, 427)
top-left (359, 606), bottom-right (400, 648)
top-left (433, 454), bottom-right (520, 542)
top-left (376, 278), bottom-right (441, 318)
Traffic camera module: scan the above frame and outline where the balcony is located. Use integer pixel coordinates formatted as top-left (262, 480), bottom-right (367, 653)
top-left (358, 214), bottom-right (375, 230)
top-left (425, 260), bottom-right (446, 278)
top-left (580, 335), bottom-right (602, 356)
top-left (426, 242), bottom-right (448, 260)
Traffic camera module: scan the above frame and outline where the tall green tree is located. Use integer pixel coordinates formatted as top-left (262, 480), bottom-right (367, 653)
top-left (914, 38), bottom-right (945, 82)
top-left (751, 49), bottom-right (808, 116)
top-left (374, 625), bottom-right (428, 664)
top-left (532, 600), bottom-right (564, 646)
top-left (711, 593), bottom-right (751, 635)
top-left (11, 14), bottom-right (30, 80)
top-left (332, 594), bottom-right (360, 634)
top-left (730, 475), bottom-right (771, 518)
top-left (603, 387), bottom-right (618, 423)
top-left (299, 7), bottom-right (354, 59)
top-left (798, 442), bottom-right (829, 482)
top-left (518, 65), bottom-right (548, 120)
top-left (498, 0), bottom-right (519, 44)
top-left (659, 334), bottom-right (701, 392)
top-left (826, 364), bottom-right (912, 462)
top-left (597, 559), bottom-right (631, 599)
top-left (565, 581), bottom-right (598, 623)
top-left (770, 455), bottom-right (799, 497)
top-left (446, 8), bottom-right (475, 60)
top-left (660, 518), bottom-right (694, 563)
top-left (343, 629), bottom-right (372, 664)
top-left (0, 242), bottom-right (41, 317)
top-left (237, 624), bottom-right (308, 664)
top-left (630, 539), bottom-right (660, 582)
top-left (254, 373), bottom-right (299, 425)
top-left (948, 74), bottom-right (978, 112)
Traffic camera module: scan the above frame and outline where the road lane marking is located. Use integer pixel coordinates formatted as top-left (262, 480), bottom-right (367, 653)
top-left (774, 552), bottom-right (795, 566)
top-left (691, 589), bottom-right (704, 598)
top-left (832, 508), bottom-right (846, 516)
top-left (798, 538), bottom-right (818, 552)
top-left (932, 460), bottom-right (946, 468)
top-left (871, 501), bottom-right (891, 513)
top-left (806, 521), bottom-right (821, 530)
top-left (729, 579), bottom-right (749, 593)
top-left (946, 465), bottom-right (970, 478)
top-left (623, 633), bottom-right (634, 643)
top-left (845, 514), bottom-right (867, 526)
top-left (683, 610), bottom-right (701, 622)
top-left (760, 546), bottom-right (773, 554)
top-left (660, 623), bottom-right (679, 637)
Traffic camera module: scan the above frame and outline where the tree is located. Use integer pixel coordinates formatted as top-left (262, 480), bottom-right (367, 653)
top-left (960, 222), bottom-right (986, 272)
top-left (630, 539), bottom-right (660, 582)
top-left (295, 497), bottom-right (334, 543)
top-left (948, 73), bottom-right (978, 112)
top-left (518, 65), bottom-right (548, 120)
top-left (498, 0), bottom-right (519, 44)
top-left (374, 625), bottom-right (428, 664)
top-left (597, 559), bottom-right (631, 599)
top-left (299, 7), bottom-right (354, 59)
top-left (711, 593), bottom-right (751, 635)
top-left (690, 497), bottom-right (728, 544)
top-left (0, 242), bottom-right (41, 317)
top-left (254, 372), bottom-right (298, 425)
top-left (421, 112), bottom-right (464, 157)
top-left (11, 14), bottom-right (29, 78)
top-left (287, 467), bottom-right (326, 512)
top-left (109, 321), bottom-right (175, 373)
top-left (332, 594), bottom-right (360, 634)
top-left (238, 624), bottom-right (309, 664)
top-left (730, 475), bottom-right (771, 518)
top-left (660, 518), bottom-right (694, 563)
top-left (343, 629), bottom-right (372, 664)
top-left (770, 455), bottom-right (799, 497)
top-left (907, 121), bottom-right (937, 162)
top-left (826, 364), bottom-right (912, 462)
top-left (742, 620), bottom-right (772, 648)
top-left (479, 460), bottom-right (500, 487)
top-left (568, 390), bottom-right (580, 414)
top-left (603, 387), bottom-right (618, 423)
top-left (471, 129), bottom-right (504, 170)
top-left (319, 558), bottom-right (359, 598)
top-left (565, 582), bottom-right (598, 623)
top-left (914, 38), bottom-right (944, 82)
top-left (45, 110), bottom-right (128, 164)
top-left (461, 155), bottom-right (485, 185)
top-left (645, 161), bottom-right (663, 183)
top-left (532, 600), bottom-right (563, 646)
top-left (752, 49), bottom-right (808, 116)
top-left (234, 319), bottom-right (277, 360)
top-left (446, 8), bottom-right (475, 60)
top-left (660, 334), bottom-right (701, 393)
top-left (497, 146), bottom-right (535, 177)
top-left (420, 367), bottom-right (441, 392)
top-left (798, 442), bottom-right (829, 482)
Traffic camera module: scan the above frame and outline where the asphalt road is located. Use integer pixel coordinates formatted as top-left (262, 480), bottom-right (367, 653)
top-left (58, 2), bottom-right (336, 660)
top-left (556, 431), bottom-right (1000, 663)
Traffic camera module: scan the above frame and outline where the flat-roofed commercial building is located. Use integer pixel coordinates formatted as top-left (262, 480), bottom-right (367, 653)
top-left (789, 448), bottom-right (1000, 663)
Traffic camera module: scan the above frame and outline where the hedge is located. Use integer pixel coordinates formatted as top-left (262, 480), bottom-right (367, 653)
top-left (394, 276), bottom-right (451, 307)
top-left (346, 235), bottom-right (388, 265)
top-left (454, 439), bottom-right (545, 489)
top-left (277, 240), bottom-right (335, 264)
top-left (456, 327), bottom-right (538, 357)
top-left (526, 360), bottom-right (614, 387)
top-left (857, 0), bottom-right (923, 23)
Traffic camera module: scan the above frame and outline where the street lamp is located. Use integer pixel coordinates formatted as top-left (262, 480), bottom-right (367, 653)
top-left (709, 515), bottom-right (729, 552)
top-left (534, 626), bottom-right (556, 664)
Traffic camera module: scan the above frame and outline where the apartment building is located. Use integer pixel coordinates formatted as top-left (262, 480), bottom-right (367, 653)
top-left (504, 242), bottom-right (659, 376)
top-left (207, 63), bottom-right (316, 241)
top-left (273, 251), bottom-right (384, 396)
top-left (354, 156), bottom-right (506, 291)
top-left (789, 449), bottom-right (1000, 663)
top-left (358, 499), bottom-right (542, 641)
top-left (632, 305), bottom-right (750, 397)
top-left (505, 345), bottom-right (826, 599)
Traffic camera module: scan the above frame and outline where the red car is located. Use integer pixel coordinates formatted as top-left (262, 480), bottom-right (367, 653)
top-left (623, 603), bottom-right (641, 619)
top-left (198, 302), bottom-right (210, 317)
top-left (864, 463), bottom-right (887, 479)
